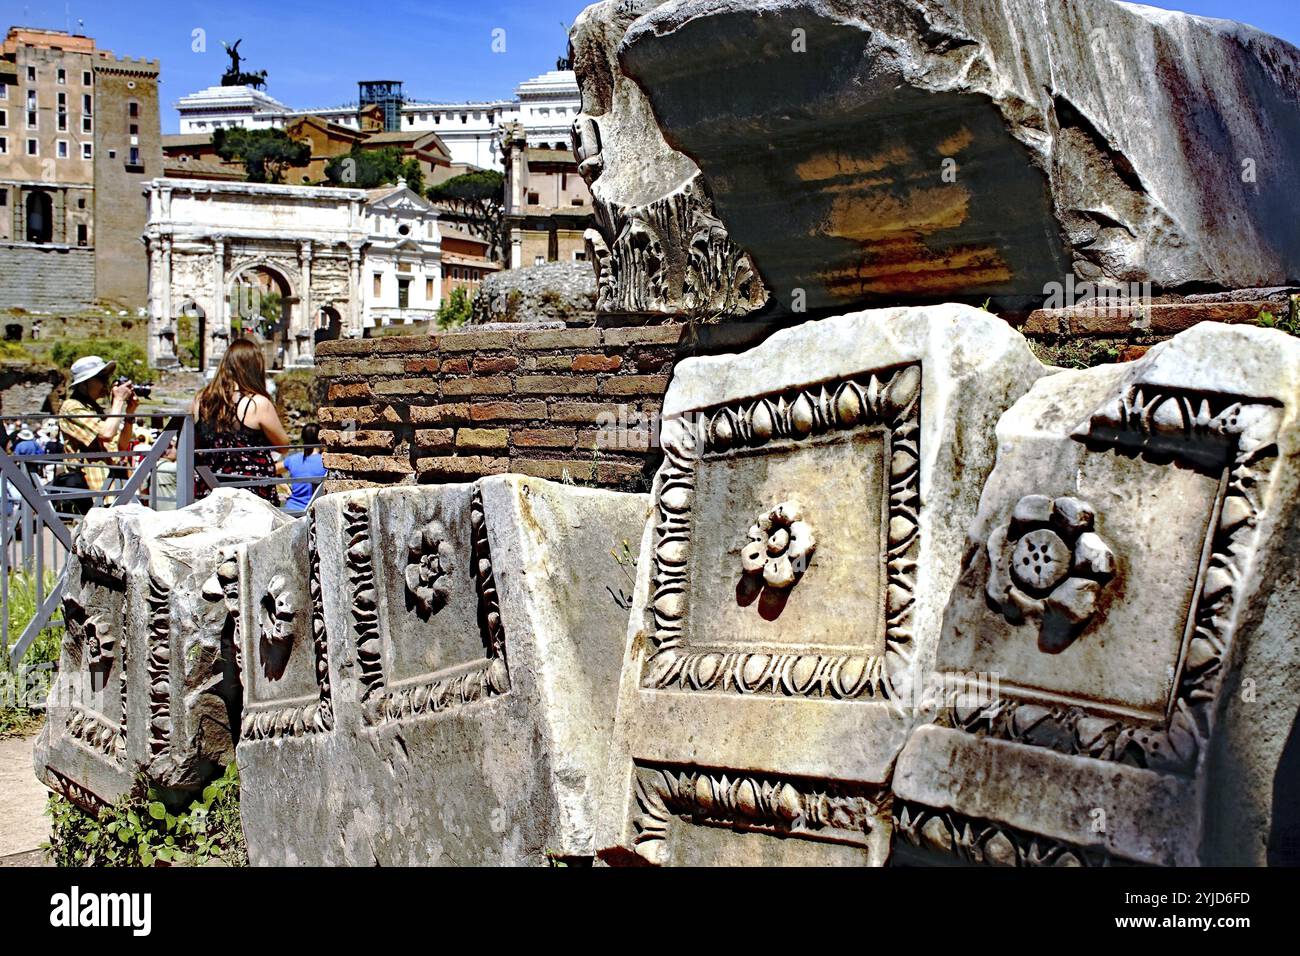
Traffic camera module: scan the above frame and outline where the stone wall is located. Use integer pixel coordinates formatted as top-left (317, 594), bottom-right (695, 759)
top-left (0, 243), bottom-right (96, 311)
top-left (315, 323), bottom-right (686, 491)
top-left (469, 262), bottom-right (596, 325)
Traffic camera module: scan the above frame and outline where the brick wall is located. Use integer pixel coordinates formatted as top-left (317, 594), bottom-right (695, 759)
top-left (0, 243), bottom-right (96, 310)
top-left (315, 324), bottom-right (687, 492)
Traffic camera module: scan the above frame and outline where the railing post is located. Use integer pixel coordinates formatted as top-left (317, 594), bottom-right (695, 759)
top-left (176, 414), bottom-right (195, 509)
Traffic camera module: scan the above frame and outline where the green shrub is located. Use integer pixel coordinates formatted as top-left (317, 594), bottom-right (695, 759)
top-left (48, 338), bottom-right (155, 384)
top-left (437, 287), bottom-right (473, 330)
top-left (1, 571), bottom-right (63, 737)
top-left (46, 763), bottom-right (247, 867)
top-left (1254, 307), bottom-right (1300, 336)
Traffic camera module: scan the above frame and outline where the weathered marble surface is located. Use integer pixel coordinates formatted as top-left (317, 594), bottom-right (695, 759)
top-left (895, 322), bottom-right (1300, 866)
top-left (35, 490), bottom-right (290, 806)
top-left (599, 0), bottom-right (1300, 314)
top-left (570, 0), bottom-right (768, 317)
top-left (235, 477), bottom-right (649, 865)
top-left (596, 304), bottom-right (1047, 865)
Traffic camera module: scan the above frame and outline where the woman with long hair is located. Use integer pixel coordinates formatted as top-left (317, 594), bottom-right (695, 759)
top-left (193, 338), bottom-right (290, 504)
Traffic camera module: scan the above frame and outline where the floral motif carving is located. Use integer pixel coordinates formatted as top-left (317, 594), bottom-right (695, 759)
top-left (893, 801), bottom-right (1122, 867)
top-left (362, 487), bottom-right (510, 727)
top-left (643, 365), bottom-right (921, 701)
top-left (986, 495), bottom-right (1116, 652)
top-left (944, 385), bottom-right (1283, 776)
top-left (146, 574), bottom-right (172, 759)
top-left (629, 764), bottom-right (890, 866)
top-left (405, 521), bottom-right (454, 617)
top-left (345, 498), bottom-right (385, 702)
top-left (740, 501), bottom-right (816, 590)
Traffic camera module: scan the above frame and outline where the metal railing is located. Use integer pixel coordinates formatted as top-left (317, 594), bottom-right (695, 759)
top-left (1, 411), bottom-right (325, 669)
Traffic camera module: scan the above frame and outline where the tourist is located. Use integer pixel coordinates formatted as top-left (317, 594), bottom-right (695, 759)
top-left (281, 423), bottom-right (326, 514)
top-left (192, 338), bottom-right (290, 504)
top-left (55, 355), bottom-right (138, 515)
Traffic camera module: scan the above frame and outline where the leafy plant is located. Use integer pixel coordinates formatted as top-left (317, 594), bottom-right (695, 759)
top-left (436, 286), bottom-right (473, 331)
top-left (1, 571), bottom-right (63, 737)
top-left (213, 127), bottom-right (311, 184)
top-left (427, 169), bottom-right (505, 261)
top-left (607, 539), bottom-right (638, 610)
top-left (48, 337), bottom-right (155, 384)
top-left (324, 145), bottom-right (424, 193)
top-left (45, 763), bottom-right (247, 867)
top-left (1255, 308), bottom-right (1300, 336)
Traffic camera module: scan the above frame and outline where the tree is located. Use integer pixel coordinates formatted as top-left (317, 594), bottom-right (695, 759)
top-left (212, 128), bottom-right (310, 184)
top-left (427, 170), bottom-right (506, 262)
top-left (436, 286), bottom-right (473, 330)
top-left (324, 145), bottom-right (424, 193)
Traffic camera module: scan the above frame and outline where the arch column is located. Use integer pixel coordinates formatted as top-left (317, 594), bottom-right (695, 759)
top-left (209, 237), bottom-right (227, 370)
top-left (295, 240), bottom-right (315, 366)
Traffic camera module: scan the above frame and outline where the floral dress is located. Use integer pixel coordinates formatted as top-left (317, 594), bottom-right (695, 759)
top-left (195, 396), bottom-right (279, 504)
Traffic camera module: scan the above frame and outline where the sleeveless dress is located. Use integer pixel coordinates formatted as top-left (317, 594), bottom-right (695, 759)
top-left (195, 394), bottom-right (280, 504)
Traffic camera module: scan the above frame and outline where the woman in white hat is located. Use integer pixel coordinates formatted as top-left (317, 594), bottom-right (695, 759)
top-left (54, 355), bottom-right (138, 513)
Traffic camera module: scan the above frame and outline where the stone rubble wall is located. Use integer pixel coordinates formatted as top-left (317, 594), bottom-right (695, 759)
top-left (0, 243), bottom-right (96, 311)
top-left (469, 262), bottom-right (597, 325)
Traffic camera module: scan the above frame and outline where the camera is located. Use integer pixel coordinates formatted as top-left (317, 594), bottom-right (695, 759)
top-left (116, 376), bottom-right (152, 400)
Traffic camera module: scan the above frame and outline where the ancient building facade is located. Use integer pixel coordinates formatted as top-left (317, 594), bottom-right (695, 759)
top-left (502, 122), bottom-right (592, 269)
top-left (144, 177), bottom-right (441, 369)
top-left (0, 26), bottom-right (160, 309)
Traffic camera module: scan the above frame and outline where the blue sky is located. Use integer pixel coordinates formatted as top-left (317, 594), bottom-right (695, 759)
top-left (1, 0), bottom-right (1296, 133)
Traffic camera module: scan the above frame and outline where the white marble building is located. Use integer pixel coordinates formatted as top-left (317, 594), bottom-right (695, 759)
top-left (174, 70), bottom-right (582, 170)
top-left (143, 177), bottom-right (441, 369)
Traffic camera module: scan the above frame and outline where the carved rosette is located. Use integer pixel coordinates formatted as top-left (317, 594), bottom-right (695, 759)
top-left (630, 764), bottom-right (890, 866)
top-left (644, 365), bottom-right (921, 701)
top-left (740, 501), bottom-right (816, 590)
top-left (946, 385), bottom-right (1283, 775)
top-left (985, 495), bottom-right (1116, 651)
top-left (405, 521), bottom-right (454, 616)
top-left (363, 487), bottom-right (510, 727)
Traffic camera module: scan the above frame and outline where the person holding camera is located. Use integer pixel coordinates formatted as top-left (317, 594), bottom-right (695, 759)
top-left (55, 355), bottom-right (138, 514)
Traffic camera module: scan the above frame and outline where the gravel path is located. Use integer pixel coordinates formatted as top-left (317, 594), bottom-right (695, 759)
top-left (0, 731), bottom-right (51, 864)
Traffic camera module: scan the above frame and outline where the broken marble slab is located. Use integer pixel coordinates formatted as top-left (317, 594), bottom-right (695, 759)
top-left (595, 303), bottom-right (1048, 865)
top-left (895, 322), bottom-right (1300, 866)
top-left (607, 0), bottom-right (1300, 313)
top-left (34, 489), bottom-right (291, 807)
top-left (569, 0), bottom-right (768, 317)
top-left (234, 476), bottom-right (650, 866)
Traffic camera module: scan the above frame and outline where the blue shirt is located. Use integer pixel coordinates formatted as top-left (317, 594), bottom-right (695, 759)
top-left (14, 439), bottom-right (43, 457)
top-left (282, 452), bottom-right (325, 512)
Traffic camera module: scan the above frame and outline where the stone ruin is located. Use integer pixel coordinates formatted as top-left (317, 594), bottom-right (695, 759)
top-left (35, 0), bottom-right (1300, 867)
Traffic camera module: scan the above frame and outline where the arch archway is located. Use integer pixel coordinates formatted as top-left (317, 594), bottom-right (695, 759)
top-left (25, 190), bottom-right (53, 244)
top-left (226, 262), bottom-right (296, 371)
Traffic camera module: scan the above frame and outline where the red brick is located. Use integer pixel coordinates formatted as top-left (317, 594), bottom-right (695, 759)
top-left (1117, 346), bottom-right (1151, 363)
top-left (320, 429), bottom-right (396, 450)
top-left (405, 358), bottom-right (441, 374)
top-left (515, 375), bottom-right (599, 395)
top-left (1023, 300), bottom-right (1275, 336)
top-left (323, 452), bottom-right (414, 475)
top-left (439, 357), bottom-right (469, 374)
top-left (456, 427), bottom-right (509, 450)
top-left (596, 461), bottom-right (652, 485)
top-left (473, 355), bottom-right (520, 375)
top-left (319, 405), bottom-right (374, 425)
top-left (415, 428), bottom-right (455, 450)
top-left (572, 353), bottom-right (622, 372)
top-left (517, 329), bottom-right (601, 350)
top-left (579, 427), bottom-right (652, 452)
top-left (441, 376), bottom-right (513, 396)
top-left (410, 403), bottom-right (470, 425)
top-left (470, 401), bottom-right (547, 422)
top-left (599, 375), bottom-right (671, 397)
top-left (328, 382), bottom-right (370, 401)
top-left (548, 402), bottom-right (624, 423)
top-left (439, 330), bottom-right (516, 352)
top-left (602, 325), bottom-right (686, 347)
top-left (373, 378), bottom-right (437, 396)
top-left (515, 427), bottom-right (577, 449)
top-left (415, 455), bottom-right (509, 479)
top-left (512, 459), bottom-right (595, 481)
